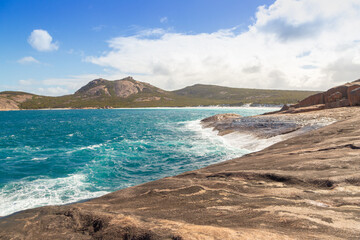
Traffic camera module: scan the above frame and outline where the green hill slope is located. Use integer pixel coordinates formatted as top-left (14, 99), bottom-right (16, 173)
top-left (0, 77), bottom-right (319, 110)
top-left (173, 84), bottom-right (319, 105)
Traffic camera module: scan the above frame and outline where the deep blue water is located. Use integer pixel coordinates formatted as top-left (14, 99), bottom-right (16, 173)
top-left (0, 107), bottom-right (277, 216)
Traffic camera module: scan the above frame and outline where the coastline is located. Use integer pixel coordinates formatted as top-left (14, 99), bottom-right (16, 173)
top-left (0, 107), bottom-right (274, 217)
top-left (1, 106), bottom-right (360, 239)
top-left (0, 105), bottom-right (281, 112)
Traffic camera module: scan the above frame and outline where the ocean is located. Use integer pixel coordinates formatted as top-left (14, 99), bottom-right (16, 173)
top-left (0, 107), bottom-right (278, 216)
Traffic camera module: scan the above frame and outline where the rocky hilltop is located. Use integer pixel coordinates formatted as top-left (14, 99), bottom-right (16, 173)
top-left (74, 77), bottom-right (165, 98)
top-left (0, 92), bottom-right (34, 110)
top-left (0, 77), bottom-right (317, 110)
top-left (1, 81), bottom-right (360, 239)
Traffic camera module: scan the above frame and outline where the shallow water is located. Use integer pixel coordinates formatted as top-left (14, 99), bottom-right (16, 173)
top-left (0, 107), bottom-right (278, 216)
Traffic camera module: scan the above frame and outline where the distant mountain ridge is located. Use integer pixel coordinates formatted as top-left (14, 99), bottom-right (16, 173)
top-left (0, 77), bottom-right (319, 110)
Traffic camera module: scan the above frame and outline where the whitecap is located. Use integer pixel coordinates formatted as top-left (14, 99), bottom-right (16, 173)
top-left (67, 143), bottom-right (104, 153)
top-left (180, 120), bottom-right (248, 160)
top-left (184, 119), bottom-right (286, 153)
top-left (221, 132), bottom-right (285, 152)
top-left (79, 143), bottom-right (103, 150)
top-left (31, 157), bottom-right (48, 161)
top-left (0, 174), bottom-right (109, 217)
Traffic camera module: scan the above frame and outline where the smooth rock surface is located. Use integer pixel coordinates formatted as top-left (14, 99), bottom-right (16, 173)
top-left (1, 107), bottom-right (360, 239)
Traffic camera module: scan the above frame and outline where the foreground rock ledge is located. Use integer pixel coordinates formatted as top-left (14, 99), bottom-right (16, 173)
top-left (1, 108), bottom-right (360, 240)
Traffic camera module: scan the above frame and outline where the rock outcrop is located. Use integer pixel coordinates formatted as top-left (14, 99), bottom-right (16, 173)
top-left (75, 77), bottom-right (165, 98)
top-left (201, 110), bottom-right (338, 140)
top-left (201, 113), bottom-right (242, 135)
top-left (349, 86), bottom-right (360, 106)
top-left (201, 113), bottom-right (241, 123)
top-left (282, 79), bottom-right (360, 113)
top-left (0, 92), bottom-right (34, 110)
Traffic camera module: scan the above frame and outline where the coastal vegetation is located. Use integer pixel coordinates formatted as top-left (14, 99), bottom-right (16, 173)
top-left (0, 77), bottom-right (319, 110)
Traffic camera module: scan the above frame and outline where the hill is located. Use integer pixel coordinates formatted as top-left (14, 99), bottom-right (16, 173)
top-left (0, 77), bottom-right (319, 110)
top-left (0, 91), bottom-right (35, 110)
top-left (74, 77), bottom-right (167, 98)
top-left (174, 84), bottom-right (318, 106)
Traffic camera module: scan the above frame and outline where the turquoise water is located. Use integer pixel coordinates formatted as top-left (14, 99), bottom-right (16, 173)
top-left (0, 107), bottom-right (277, 216)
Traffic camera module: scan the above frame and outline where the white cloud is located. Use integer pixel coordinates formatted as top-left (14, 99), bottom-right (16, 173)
top-left (19, 79), bottom-right (33, 86)
top-left (40, 73), bottom-right (125, 96)
top-left (37, 87), bottom-right (69, 96)
top-left (9, 74), bottom-right (103, 96)
top-left (136, 28), bottom-right (166, 37)
top-left (28, 29), bottom-right (59, 52)
top-left (85, 0), bottom-right (360, 91)
top-left (43, 74), bottom-right (100, 87)
top-left (160, 17), bottom-right (168, 23)
top-left (17, 56), bottom-right (39, 64)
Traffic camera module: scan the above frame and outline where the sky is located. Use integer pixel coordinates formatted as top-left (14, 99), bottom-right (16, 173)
top-left (1, 0), bottom-right (360, 96)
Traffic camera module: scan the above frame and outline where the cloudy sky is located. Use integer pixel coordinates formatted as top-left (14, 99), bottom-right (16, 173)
top-left (1, 0), bottom-right (360, 96)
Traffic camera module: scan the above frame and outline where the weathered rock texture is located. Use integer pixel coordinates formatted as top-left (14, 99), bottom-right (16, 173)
top-left (0, 92), bottom-right (33, 110)
top-left (1, 107), bottom-right (360, 239)
top-left (201, 113), bottom-right (241, 123)
top-left (200, 112), bottom-right (335, 139)
top-left (280, 79), bottom-right (360, 113)
top-left (75, 77), bottom-right (165, 98)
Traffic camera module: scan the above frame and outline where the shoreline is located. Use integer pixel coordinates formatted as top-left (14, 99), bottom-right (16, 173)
top-left (0, 109), bottom-right (274, 217)
top-left (0, 105), bottom-right (281, 112)
top-left (1, 107), bottom-right (360, 239)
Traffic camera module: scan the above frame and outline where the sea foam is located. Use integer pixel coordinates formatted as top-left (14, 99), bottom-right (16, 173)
top-left (0, 174), bottom-right (108, 216)
top-left (185, 120), bottom-right (281, 153)
top-left (0, 107), bottom-right (278, 216)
